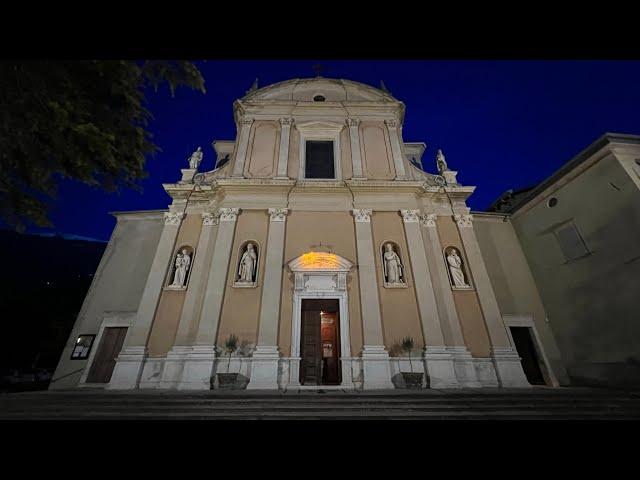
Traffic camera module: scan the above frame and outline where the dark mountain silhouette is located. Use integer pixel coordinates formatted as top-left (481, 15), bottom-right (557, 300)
top-left (0, 229), bottom-right (106, 371)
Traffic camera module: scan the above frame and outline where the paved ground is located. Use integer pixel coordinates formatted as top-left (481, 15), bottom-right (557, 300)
top-left (2, 386), bottom-right (640, 420)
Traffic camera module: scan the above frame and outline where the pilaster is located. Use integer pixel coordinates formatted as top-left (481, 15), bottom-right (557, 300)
top-left (351, 209), bottom-right (393, 389)
top-left (231, 118), bottom-right (254, 177)
top-left (108, 211), bottom-right (184, 390)
top-left (347, 118), bottom-right (365, 179)
top-left (400, 209), bottom-right (459, 388)
top-left (159, 211), bottom-right (220, 389)
top-left (275, 118), bottom-right (293, 178)
top-left (177, 207), bottom-right (240, 390)
top-left (247, 208), bottom-right (289, 390)
top-left (385, 119), bottom-right (406, 179)
top-left (454, 213), bottom-right (529, 387)
top-left (420, 213), bottom-right (480, 387)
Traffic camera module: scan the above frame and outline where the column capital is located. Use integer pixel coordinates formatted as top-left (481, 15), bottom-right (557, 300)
top-left (240, 117), bottom-right (254, 126)
top-left (218, 207), bottom-right (241, 222)
top-left (420, 213), bottom-right (438, 227)
top-left (268, 208), bottom-right (289, 222)
top-left (279, 117), bottom-right (294, 126)
top-left (351, 208), bottom-right (372, 223)
top-left (164, 212), bottom-right (185, 225)
top-left (400, 209), bottom-right (420, 223)
top-left (346, 117), bottom-right (360, 127)
top-left (201, 211), bottom-right (220, 226)
top-left (454, 213), bottom-right (473, 228)
top-left (384, 119), bottom-right (398, 129)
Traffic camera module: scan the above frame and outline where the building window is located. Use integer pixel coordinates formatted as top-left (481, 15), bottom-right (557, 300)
top-left (70, 334), bottom-right (95, 360)
top-left (554, 222), bottom-right (590, 262)
top-left (547, 197), bottom-right (558, 208)
top-left (313, 95), bottom-right (326, 102)
top-left (305, 140), bottom-right (335, 179)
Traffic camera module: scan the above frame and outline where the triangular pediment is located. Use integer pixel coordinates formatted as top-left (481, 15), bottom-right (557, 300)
top-left (295, 121), bottom-right (344, 135)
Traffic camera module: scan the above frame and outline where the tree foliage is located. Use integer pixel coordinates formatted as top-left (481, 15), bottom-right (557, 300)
top-left (0, 60), bottom-right (205, 230)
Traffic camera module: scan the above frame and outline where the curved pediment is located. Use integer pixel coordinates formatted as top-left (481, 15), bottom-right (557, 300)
top-left (288, 252), bottom-right (353, 272)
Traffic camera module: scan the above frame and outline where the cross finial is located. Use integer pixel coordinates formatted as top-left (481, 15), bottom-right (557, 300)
top-left (312, 63), bottom-right (324, 77)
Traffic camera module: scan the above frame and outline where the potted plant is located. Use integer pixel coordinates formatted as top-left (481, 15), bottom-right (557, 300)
top-left (400, 336), bottom-right (423, 389)
top-left (217, 334), bottom-right (239, 388)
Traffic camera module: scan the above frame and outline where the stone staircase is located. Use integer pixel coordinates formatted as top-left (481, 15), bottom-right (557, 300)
top-left (2, 387), bottom-right (640, 420)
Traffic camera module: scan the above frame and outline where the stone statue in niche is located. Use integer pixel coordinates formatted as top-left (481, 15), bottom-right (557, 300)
top-left (170, 248), bottom-right (191, 287)
top-left (446, 248), bottom-right (469, 288)
top-left (188, 147), bottom-right (203, 170)
top-left (382, 243), bottom-right (404, 285)
top-left (237, 242), bottom-right (258, 284)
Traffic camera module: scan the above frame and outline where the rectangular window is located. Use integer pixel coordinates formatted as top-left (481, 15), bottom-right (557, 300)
top-left (554, 222), bottom-right (590, 262)
top-left (305, 140), bottom-right (335, 179)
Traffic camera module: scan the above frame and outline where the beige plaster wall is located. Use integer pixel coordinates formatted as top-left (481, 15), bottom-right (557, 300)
top-left (361, 121), bottom-right (394, 180)
top-left (436, 216), bottom-right (491, 357)
top-left (245, 120), bottom-right (278, 178)
top-left (216, 210), bottom-right (269, 348)
top-left (511, 153), bottom-right (640, 386)
top-left (278, 211), bottom-right (363, 356)
top-left (370, 211), bottom-right (424, 352)
top-left (473, 214), bottom-right (569, 384)
top-left (50, 213), bottom-right (165, 389)
top-left (146, 213), bottom-right (203, 357)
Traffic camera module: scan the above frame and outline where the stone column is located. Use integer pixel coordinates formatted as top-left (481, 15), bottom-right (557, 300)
top-left (177, 207), bottom-right (240, 390)
top-left (159, 211), bottom-right (219, 389)
top-left (351, 209), bottom-right (393, 389)
top-left (385, 119), bottom-right (406, 179)
top-left (420, 213), bottom-right (480, 387)
top-left (454, 213), bottom-right (529, 387)
top-left (108, 211), bottom-right (184, 390)
top-left (400, 210), bottom-right (459, 388)
top-left (247, 208), bottom-right (289, 390)
top-left (231, 118), bottom-right (254, 177)
top-left (347, 118), bottom-right (365, 179)
top-left (275, 118), bottom-right (293, 179)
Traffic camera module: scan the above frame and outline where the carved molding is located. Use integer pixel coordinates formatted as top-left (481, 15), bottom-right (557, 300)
top-left (202, 211), bottom-right (220, 226)
top-left (385, 119), bottom-right (398, 129)
top-left (351, 209), bottom-right (372, 223)
top-left (218, 207), bottom-right (241, 222)
top-left (346, 118), bottom-right (360, 127)
top-left (454, 214), bottom-right (473, 228)
top-left (164, 212), bottom-right (185, 226)
top-left (420, 213), bottom-right (438, 227)
top-left (279, 117), bottom-right (294, 126)
top-left (241, 117), bottom-right (254, 126)
top-left (400, 209), bottom-right (420, 223)
top-left (268, 208), bottom-right (289, 222)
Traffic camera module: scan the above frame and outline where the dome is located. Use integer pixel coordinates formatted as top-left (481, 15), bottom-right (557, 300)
top-left (240, 77), bottom-right (399, 104)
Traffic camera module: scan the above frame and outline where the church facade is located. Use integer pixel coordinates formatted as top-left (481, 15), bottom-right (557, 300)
top-left (51, 77), bottom-right (569, 391)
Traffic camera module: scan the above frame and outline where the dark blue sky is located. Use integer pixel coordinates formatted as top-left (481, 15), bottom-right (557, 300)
top-left (30, 60), bottom-right (640, 241)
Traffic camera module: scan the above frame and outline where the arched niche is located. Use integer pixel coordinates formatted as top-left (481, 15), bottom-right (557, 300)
top-left (234, 240), bottom-right (260, 288)
top-left (380, 241), bottom-right (407, 288)
top-left (166, 245), bottom-right (195, 290)
top-left (443, 246), bottom-right (473, 290)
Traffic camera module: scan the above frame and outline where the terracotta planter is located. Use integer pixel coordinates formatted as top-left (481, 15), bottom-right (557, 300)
top-left (217, 373), bottom-right (239, 389)
top-left (401, 372), bottom-right (423, 389)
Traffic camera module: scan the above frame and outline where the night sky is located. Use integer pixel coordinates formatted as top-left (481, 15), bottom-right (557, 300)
top-left (27, 60), bottom-right (640, 241)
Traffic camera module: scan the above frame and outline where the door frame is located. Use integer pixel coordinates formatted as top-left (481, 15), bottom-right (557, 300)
top-left (288, 252), bottom-right (354, 388)
top-left (502, 314), bottom-right (559, 387)
top-left (79, 311), bottom-right (135, 387)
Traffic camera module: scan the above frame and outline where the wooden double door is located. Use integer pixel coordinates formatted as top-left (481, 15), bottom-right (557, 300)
top-left (300, 299), bottom-right (341, 385)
